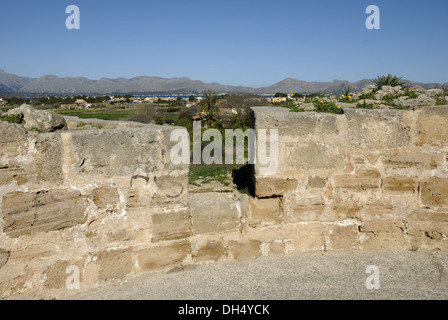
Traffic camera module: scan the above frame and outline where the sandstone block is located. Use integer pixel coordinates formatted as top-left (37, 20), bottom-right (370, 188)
top-left (44, 259), bottom-right (83, 289)
top-left (333, 169), bottom-right (381, 191)
top-left (416, 106), bottom-right (448, 147)
top-left (152, 174), bottom-right (188, 204)
top-left (0, 249), bottom-right (10, 268)
top-left (137, 240), bottom-right (191, 271)
top-left (151, 208), bottom-right (190, 242)
top-left (92, 186), bottom-right (120, 209)
top-left (96, 248), bottom-right (133, 281)
top-left (0, 166), bottom-right (27, 185)
top-left (345, 109), bottom-right (410, 150)
top-left (1, 190), bottom-right (87, 237)
top-left (189, 193), bottom-right (240, 234)
top-left (383, 151), bottom-right (443, 169)
top-left (248, 197), bottom-right (282, 226)
top-left (328, 225), bottom-right (359, 250)
top-left (286, 142), bottom-right (346, 170)
top-left (194, 240), bottom-right (227, 263)
top-left (0, 122), bottom-right (28, 156)
top-left (288, 196), bottom-right (325, 222)
top-left (383, 177), bottom-right (417, 193)
top-left (307, 176), bottom-right (327, 189)
top-left (255, 177), bottom-right (297, 197)
top-left (268, 241), bottom-right (285, 255)
top-left (228, 240), bottom-right (261, 260)
top-left (289, 223), bottom-right (325, 252)
top-left (33, 133), bottom-right (64, 182)
top-left (69, 128), bottom-right (161, 178)
top-left (421, 178), bottom-right (448, 210)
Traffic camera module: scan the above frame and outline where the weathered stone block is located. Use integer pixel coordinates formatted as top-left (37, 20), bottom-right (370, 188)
top-left (45, 259), bottom-right (83, 289)
top-left (0, 249), bottom-right (10, 268)
top-left (289, 223), bottom-right (325, 252)
top-left (360, 220), bottom-right (406, 233)
top-left (137, 240), bottom-right (191, 271)
top-left (328, 225), bottom-right (359, 250)
top-left (383, 151), bottom-right (444, 169)
top-left (249, 197), bottom-right (282, 226)
top-left (228, 240), bottom-right (261, 260)
top-left (69, 128), bottom-right (160, 177)
top-left (255, 177), bottom-right (297, 197)
top-left (286, 142), bottom-right (345, 169)
top-left (268, 241), bottom-right (285, 255)
top-left (151, 208), bottom-right (190, 242)
top-left (359, 220), bottom-right (409, 250)
top-left (408, 211), bottom-right (448, 250)
top-left (152, 174), bottom-right (188, 204)
top-left (345, 109), bottom-right (410, 150)
top-left (383, 177), bottom-right (417, 193)
top-left (194, 240), bottom-right (227, 263)
top-left (10, 242), bottom-right (58, 261)
top-left (307, 176), bottom-right (327, 189)
top-left (0, 122), bottom-right (28, 156)
top-left (333, 169), bottom-right (381, 191)
top-left (421, 178), bottom-right (448, 210)
top-left (92, 186), bottom-right (120, 209)
top-left (0, 166), bottom-right (27, 185)
top-left (96, 248), bottom-right (133, 281)
top-left (33, 133), bottom-right (64, 182)
top-left (288, 196), bottom-right (325, 222)
top-left (251, 107), bottom-right (339, 136)
top-left (416, 106), bottom-right (448, 147)
top-left (1, 190), bottom-right (87, 237)
top-left (189, 193), bottom-right (240, 234)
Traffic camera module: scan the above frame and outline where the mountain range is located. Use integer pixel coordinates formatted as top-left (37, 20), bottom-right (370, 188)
top-left (0, 69), bottom-right (445, 96)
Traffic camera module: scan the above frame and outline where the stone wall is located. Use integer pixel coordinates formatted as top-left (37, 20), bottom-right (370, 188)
top-left (0, 120), bottom-right (190, 299)
top-left (251, 106), bottom-right (448, 253)
top-left (1, 106), bottom-right (448, 299)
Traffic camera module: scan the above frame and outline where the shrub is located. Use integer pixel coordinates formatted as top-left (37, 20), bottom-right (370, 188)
top-left (404, 88), bottom-right (419, 99)
top-left (313, 100), bottom-right (343, 114)
top-left (382, 94), bottom-right (395, 106)
top-left (359, 92), bottom-right (375, 100)
top-left (154, 115), bottom-right (165, 125)
top-left (374, 74), bottom-right (404, 91)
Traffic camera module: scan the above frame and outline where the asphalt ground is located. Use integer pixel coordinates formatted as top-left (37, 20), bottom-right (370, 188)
top-left (67, 250), bottom-right (448, 300)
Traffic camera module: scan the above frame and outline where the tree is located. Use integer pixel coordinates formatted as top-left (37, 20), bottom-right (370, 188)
top-left (198, 90), bottom-right (219, 128)
top-left (274, 92), bottom-right (287, 98)
top-left (188, 95), bottom-right (196, 102)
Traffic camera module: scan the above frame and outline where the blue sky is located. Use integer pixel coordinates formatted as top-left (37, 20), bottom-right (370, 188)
top-left (0, 0), bottom-right (447, 87)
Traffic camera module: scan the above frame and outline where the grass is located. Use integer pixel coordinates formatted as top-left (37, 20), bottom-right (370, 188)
top-left (0, 114), bottom-right (23, 124)
top-left (55, 108), bottom-right (136, 121)
top-left (188, 166), bottom-right (231, 187)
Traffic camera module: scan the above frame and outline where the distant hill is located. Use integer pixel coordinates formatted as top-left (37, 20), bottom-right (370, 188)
top-left (0, 69), bottom-right (445, 96)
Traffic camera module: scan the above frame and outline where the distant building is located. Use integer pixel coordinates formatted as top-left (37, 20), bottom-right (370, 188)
top-left (75, 99), bottom-right (87, 106)
top-left (269, 97), bottom-right (287, 103)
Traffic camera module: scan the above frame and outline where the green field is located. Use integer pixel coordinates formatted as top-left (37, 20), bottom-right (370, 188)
top-left (55, 108), bottom-right (137, 121)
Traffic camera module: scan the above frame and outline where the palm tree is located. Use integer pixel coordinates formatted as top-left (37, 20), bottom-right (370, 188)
top-left (199, 90), bottom-right (219, 128)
